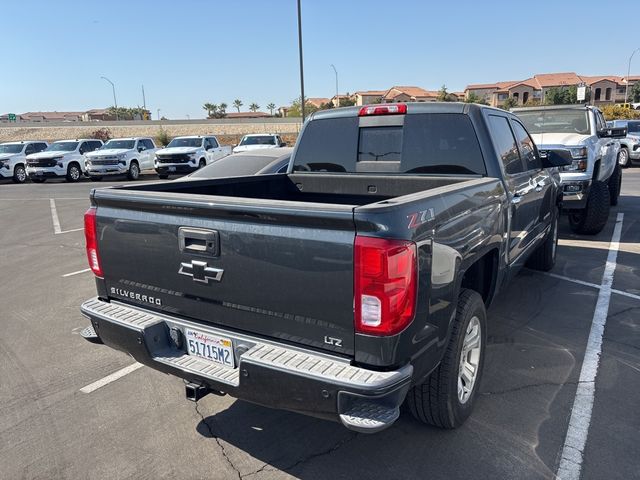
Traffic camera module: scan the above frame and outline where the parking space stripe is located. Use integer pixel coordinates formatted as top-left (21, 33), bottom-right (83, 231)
top-left (79, 363), bottom-right (144, 394)
top-left (62, 268), bottom-right (91, 278)
top-left (533, 271), bottom-right (640, 302)
top-left (50, 198), bottom-right (62, 234)
top-left (556, 213), bottom-right (624, 480)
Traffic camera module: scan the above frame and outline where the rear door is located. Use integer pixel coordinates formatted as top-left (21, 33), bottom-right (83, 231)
top-left (486, 114), bottom-right (537, 265)
top-left (95, 192), bottom-right (357, 356)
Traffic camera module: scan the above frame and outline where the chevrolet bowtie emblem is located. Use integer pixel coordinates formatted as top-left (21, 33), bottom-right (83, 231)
top-left (178, 260), bottom-right (224, 284)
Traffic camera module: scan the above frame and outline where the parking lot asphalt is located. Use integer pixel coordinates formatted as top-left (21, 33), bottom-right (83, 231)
top-left (1, 171), bottom-right (638, 480)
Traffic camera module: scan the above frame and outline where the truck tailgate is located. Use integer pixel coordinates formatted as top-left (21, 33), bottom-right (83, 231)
top-left (94, 190), bottom-right (356, 356)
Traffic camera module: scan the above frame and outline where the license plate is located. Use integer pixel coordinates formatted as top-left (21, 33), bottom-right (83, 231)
top-left (168, 166), bottom-right (176, 172)
top-left (185, 328), bottom-right (235, 368)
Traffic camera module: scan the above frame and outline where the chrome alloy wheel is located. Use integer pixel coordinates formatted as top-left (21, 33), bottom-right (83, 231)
top-left (458, 316), bottom-right (482, 404)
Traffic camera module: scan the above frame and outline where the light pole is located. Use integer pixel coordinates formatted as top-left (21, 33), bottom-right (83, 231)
top-left (157, 109), bottom-right (161, 121)
top-left (101, 76), bottom-right (118, 121)
top-left (330, 64), bottom-right (338, 107)
top-left (297, 0), bottom-right (306, 121)
top-left (625, 48), bottom-right (640, 105)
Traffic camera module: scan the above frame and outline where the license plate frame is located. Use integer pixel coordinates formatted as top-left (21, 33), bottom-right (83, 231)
top-left (184, 328), bottom-right (235, 369)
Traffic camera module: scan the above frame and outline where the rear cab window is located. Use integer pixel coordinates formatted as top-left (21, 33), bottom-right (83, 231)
top-left (293, 113), bottom-right (486, 175)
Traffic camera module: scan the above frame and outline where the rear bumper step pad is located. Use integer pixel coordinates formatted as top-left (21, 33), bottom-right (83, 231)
top-left (81, 297), bottom-right (412, 432)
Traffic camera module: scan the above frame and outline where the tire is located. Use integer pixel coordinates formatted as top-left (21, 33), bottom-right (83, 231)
top-left (526, 208), bottom-right (558, 271)
top-left (608, 164), bottom-right (622, 206)
top-left (198, 159), bottom-right (206, 169)
top-left (66, 163), bottom-right (82, 182)
top-left (31, 178), bottom-right (46, 183)
top-left (158, 174), bottom-right (169, 179)
top-left (89, 176), bottom-right (102, 182)
top-left (407, 289), bottom-right (486, 429)
top-left (568, 180), bottom-right (610, 235)
top-left (127, 161), bottom-right (140, 180)
top-left (618, 147), bottom-right (630, 168)
top-left (12, 165), bottom-right (27, 183)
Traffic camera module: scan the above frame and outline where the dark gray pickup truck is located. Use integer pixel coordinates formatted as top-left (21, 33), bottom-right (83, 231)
top-left (80, 103), bottom-right (572, 433)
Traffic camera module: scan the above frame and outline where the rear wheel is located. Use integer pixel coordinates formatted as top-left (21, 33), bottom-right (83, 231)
top-left (12, 165), bottom-right (27, 183)
top-left (66, 163), bottom-right (82, 182)
top-left (407, 289), bottom-right (486, 429)
top-left (608, 164), bottom-right (622, 206)
top-left (526, 207), bottom-right (558, 271)
top-left (568, 180), bottom-right (610, 235)
top-left (127, 161), bottom-right (140, 180)
top-left (618, 147), bottom-right (630, 168)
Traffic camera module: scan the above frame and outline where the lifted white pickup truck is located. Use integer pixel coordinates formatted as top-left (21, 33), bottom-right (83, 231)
top-left (154, 136), bottom-right (231, 179)
top-left (513, 105), bottom-right (625, 234)
top-left (26, 139), bottom-right (103, 182)
top-left (85, 137), bottom-right (158, 181)
top-left (0, 141), bottom-right (49, 183)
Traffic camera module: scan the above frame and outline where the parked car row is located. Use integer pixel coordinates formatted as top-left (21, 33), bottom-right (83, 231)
top-left (606, 119), bottom-right (640, 168)
top-left (0, 133), bottom-right (291, 184)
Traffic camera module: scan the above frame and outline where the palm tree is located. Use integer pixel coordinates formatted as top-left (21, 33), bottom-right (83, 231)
top-left (203, 102), bottom-right (215, 118)
top-left (233, 99), bottom-right (243, 112)
top-left (249, 103), bottom-right (260, 112)
top-left (219, 103), bottom-right (227, 115)
top-left (266, 103), bottom-right (276, 115)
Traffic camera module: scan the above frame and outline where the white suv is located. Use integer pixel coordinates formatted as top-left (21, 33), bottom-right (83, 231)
top-left (154, 135), bottom-right (232, 178)
top-left (232, 134), bottom-right (286, 153)
top-left (85, 137), bottom-right (158, 181)
top-left (26, 139), bottom-right (103, 182)
top-left (0, 141), bottom-right (49, 183)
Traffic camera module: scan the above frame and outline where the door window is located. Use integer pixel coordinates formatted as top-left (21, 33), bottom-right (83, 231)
top-left (208, 137), bottom-right (219, 148)
top-left (487, 115), bottom-right (524, 175)
top-left (511, 120), bottom-right (541, 171)
top-left (24, 144), bottom-right (35, 155)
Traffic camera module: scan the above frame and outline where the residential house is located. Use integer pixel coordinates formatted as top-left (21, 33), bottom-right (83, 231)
top-left (353, 90), bottom-right (386, 106)
top-left (306, 97), bottom-right (331, 109)
top-left (382, 86), bottom-right (439, 103)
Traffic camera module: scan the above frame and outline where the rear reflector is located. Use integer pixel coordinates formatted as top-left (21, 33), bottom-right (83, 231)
top-left (358, 104), bottom-right (407, 117)
top-left (84, 207), bottom-right (103, 277)
top-left (354, 236), bottom-right (417, 335)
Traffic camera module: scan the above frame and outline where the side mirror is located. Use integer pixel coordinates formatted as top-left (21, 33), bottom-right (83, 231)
top-left (607, 127), bottom-right (627, 138)
top-left (281, 142), bottom-right (287, 147)
top-left (541, 148), bottom-right (573, 168)
top-left (137, 146), bottom-right (144, 152)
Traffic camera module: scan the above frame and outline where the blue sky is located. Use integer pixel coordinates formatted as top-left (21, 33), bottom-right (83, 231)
top-left (2, 0), bottom-right (638, 119)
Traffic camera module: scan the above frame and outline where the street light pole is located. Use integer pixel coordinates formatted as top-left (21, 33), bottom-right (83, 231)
top-left (101, 76), bottom-right (118, 121)
top-left (157, 109), bottom-right (161, 121)
top-left (297, 0), bottom-right (306, 121)
top-left (330, 64), bottom-right (338, 107)
top-left (625, 48), bottom-right (640, 105)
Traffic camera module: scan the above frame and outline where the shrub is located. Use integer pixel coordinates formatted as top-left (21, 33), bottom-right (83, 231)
top-left (90, 128), bottom-right (112, 142)
top-left (600, 104), bottom-right (640, 121)
top-left (155, 127), bottom-right (171, 147)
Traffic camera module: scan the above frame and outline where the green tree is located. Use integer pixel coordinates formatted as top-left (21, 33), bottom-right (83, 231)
top-left (287, 97), bottom-right (319, 117)
top-left (338, 95), bottom-right (355, 107)
top-left (203, 102), bottom-right (216, 118)
top-left (437, 85), bottom-right (449, 102)
top-left (266, 103), bottom-right (276, 115)
top-left (630, 82), bottom-right (640, 103)
top-left (249, 103), bottom-right (260, 112)
top-left (464, 92), bottom-right (488, 105)
top-left (233, 99), bottom-right (243, 112)
top-left (219, 103), bottom-right (228, 115)
top-left (544, 86), bottom-right (578, 105)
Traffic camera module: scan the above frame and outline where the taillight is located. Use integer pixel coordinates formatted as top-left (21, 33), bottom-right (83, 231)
top-left (84, 207), bottom-right (103, 277)
top-left (358, 104), bottom-right (407, 116)
top-left (354, 236), bottom-right (417, 335)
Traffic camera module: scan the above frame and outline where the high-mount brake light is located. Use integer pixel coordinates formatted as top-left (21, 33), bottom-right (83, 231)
top-left (84, 207), bottom-right (103, 277)
top-left (358, 104), bottom-right (407, 117)
top-left (354, 236), bottom-right (417, 336)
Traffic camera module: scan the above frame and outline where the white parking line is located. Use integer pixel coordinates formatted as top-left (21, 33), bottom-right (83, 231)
top-left (49, 198), bottom-right (84, 235)
top-left (79, 363), bottom-right (144, 394)
top-left (534, 271), bottom-right (640, 302)
top-left (556, 213), bottom-right (624, 480)
top-left (62, 268), bottom-right (91, 278)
